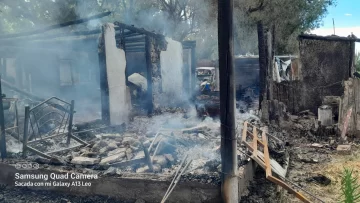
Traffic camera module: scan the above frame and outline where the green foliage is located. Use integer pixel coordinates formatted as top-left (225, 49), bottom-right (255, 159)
top-left (0, 0), bottom-right (336, 59)
top-left (233, 0), bottom-right (336, 54)
top-left (340, 168), bottom-right (360, 203)
top-left (355, 52), bottom-right (360, 73)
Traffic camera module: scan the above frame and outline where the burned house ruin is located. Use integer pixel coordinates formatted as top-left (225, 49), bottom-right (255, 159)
top-left (0, 20), bottom-right (197, 125)
top-left (0, 15), bottom-right (261, 203)
top-left (260, 32), bottom-right (360, 137)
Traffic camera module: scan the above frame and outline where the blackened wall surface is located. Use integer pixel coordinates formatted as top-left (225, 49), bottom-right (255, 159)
top-left (234, 57), bottom-right (260, 100)
top-left (125, 52), bottom-right (147, 77)
top-left (298, 38), bottom-right (353, 113)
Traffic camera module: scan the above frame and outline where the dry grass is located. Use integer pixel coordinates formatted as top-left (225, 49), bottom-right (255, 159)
top-left (282, 145), bottom-right (360, 203)
top-left (306, 145), bottom-right (360, 203)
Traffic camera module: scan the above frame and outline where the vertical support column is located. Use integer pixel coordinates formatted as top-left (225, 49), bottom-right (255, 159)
top-left (218, 0), bottom-right (238, 202)
top-left (267, 25), bottom-right (275, 100)
top-left (67, 100), bottom-right (75, 145)
top-left (257, 22), bottom-right (267, 109)
top-left (15, 101), bottom-right (20, 141)
top-left (349, 41), bottom-right (355, 77)
top-left (22, 105), bottom-right (30, 158)
top-left (98, 26), bottom-right (110, 124)
top-left (0, 75), bottom-right (6, 160)
top-left (145, 36), bottom-right (154, 115)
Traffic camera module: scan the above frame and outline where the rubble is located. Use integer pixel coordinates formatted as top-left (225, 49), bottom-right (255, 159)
top-left (336, 145), bottom-right (352, 155)
top-left (71, 157), bottom-right (100, 166)
top-left (100, 153), bottom-right (126, 165)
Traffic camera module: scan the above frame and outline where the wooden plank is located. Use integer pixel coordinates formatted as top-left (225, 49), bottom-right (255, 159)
top-left (262, 132), bottom-right (272, 176)
top-left (242, 122), bottom-right (248, 142)
top-left (256, 151), bottom-right (286, 178)
top-left (253, 127), bottom-right (258, 157)
top-left (243, 124), bottom-right (313, 203)
top-left (267, 176), bottom-right (311, 203)
top-left (251, 155), bottom-right (266, 169)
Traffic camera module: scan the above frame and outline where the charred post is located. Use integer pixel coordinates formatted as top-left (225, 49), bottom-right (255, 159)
top-left (218, 0), bottom-right (238, 202)
top-left (268, 24), bottom-right (275, 100)
top-left (67, 100), bottom-right (75, 145)
top-left (0, 75), bottom-right (6, 159)
top-left (22, 105), bottom-right (30, 158)
top-left (257, 22), bottom-right (267, 109)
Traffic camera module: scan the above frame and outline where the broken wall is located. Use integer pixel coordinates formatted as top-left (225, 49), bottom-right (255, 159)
top-left (103, 23), bottom-right (131, 125)
top-left (298, 38), bottom-right (353, 114)
top-left (339, 78), bottom-right (360, 136)
top-left (182, 49), bottom-right (192, 95)
top-left (160, 38), bottom-right (184, 105)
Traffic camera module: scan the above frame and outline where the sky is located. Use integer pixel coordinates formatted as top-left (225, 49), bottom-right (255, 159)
top-left (311, 0), bottom-right (360, 52)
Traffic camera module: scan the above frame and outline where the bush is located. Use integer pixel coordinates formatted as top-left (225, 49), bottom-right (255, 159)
top-left (340, 168), bottom-right (360, 203)
top-left (355, 53), bottom-right (360, 73)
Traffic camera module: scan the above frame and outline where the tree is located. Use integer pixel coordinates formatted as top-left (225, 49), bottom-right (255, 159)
top-left (234, 0), bottom-right (336, 54)
top-left (355, 52), bottom-right (360, 73)
top-left (0, 0), bottom-right (336, 58)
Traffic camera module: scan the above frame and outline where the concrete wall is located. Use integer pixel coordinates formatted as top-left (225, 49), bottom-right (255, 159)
top-left (183, 49), bottom-right (192, 95)
top-left (103, 23), bottom-right (131, 125)
top-left (269, 38), bottom-right (354, 115)
top-left (298, 38), bottom-right (353, 113)
top-left (160, 38), bottom-right (184, 104)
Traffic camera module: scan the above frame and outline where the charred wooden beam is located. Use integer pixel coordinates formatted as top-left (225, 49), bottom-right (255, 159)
top-left (114, 22), bottom-right (163, 39)
top-left (350, 41), bottom-right (355, 76)
top-left (125, 45), bottom-right (145, 49)
top-left (257, 22), bottom-right (267, 110)
top-left (125, 41), bottom-right (145, 46)
top-left (182, 40), bottom-right (196, 47)
top-left (125, 49), bottom-right (145, 53)
top-left (0, 12), bottom-right (111, 39)
top-left (125, 33), bottom-right (144, 38)
top-left (115, 31), bottom-right (140, 38)
top-left (22, 106), bottom-right (30, 158)
top-left (0, 75), bottom-right (6, 159)
top-left (123, 37), bottom-right (145, 43)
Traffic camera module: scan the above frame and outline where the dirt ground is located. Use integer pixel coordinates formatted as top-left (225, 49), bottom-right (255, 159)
top-left (283, 143), bottom-right (360, 203)
top-left (242, 111), bottom-right (360, 203)
top-left (0, 185), bottom-right (132, 203)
